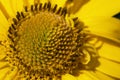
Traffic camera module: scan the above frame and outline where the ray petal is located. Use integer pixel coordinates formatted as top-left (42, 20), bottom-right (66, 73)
top-left (4, 67), bottom-right (18, 80)
top-left (0, 62), bottom-right (9, 69)
top-left (64, 0), bottom-right (89, 14)
top-left (23, 0), bottom-right (34, 10)
top-left (0, 0), bottom-right (16, 18)
top-left (62, 74), bottom-right (76, 80)
top-left (98, 41), bottom-right (120, 62)
top-left (84, 17), bottom-right (120, 44)
top-left (50, 0), bottom-right (67, 8)
top-left (83, 17), bottom-right (120, 62)
top-left (0, 10), bottom-right (9, 29)
top-left (0, 54), bottom-right (6, 60)
top-left (94, 70), bottom-right (119, 80)
top-left (96, 57), bottom-right (120, 78)
top-left (10, 0), bottom-right (23, 13)
top-left (0, 11), bottom-right (9, 50)
top-left (77, 70), bottom-right (99, 80)
top-left (0, 67), bottom-right (10, 80)
top-left (40, 0), bottom-right (48, 4)
top-left (76, 0), bottom-right (120, 19)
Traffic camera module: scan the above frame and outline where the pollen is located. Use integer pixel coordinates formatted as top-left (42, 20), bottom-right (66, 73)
top-left (6, 2), bottom-right (91, 80)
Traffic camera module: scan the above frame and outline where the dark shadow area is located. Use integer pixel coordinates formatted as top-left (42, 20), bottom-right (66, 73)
top-left (113, 12), bottom-right (120, 19)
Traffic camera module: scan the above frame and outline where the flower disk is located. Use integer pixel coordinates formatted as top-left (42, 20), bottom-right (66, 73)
top-left (7, 2), bottom-right (88, 80)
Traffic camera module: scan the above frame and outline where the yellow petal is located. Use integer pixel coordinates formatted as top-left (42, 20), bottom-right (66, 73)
top-left (28, 0), bottom-right (49, 5)
top-left (99, 41), bottom-right (120, 62)
top-left (40, 0), bottom-right (48, 4)
top-left (96, 58), bottom-right (120, 78)
top-left (77, 70), bottom-right (99, 80)
top-left (0, 62), bottom-right (9, 69)
top-left (94, 70), bottom-right (117, 80)
top-left (0, 10), bottom-right (9, 41)
top-left (27, 0), bottom-right (34, 5)
top-left (0, 42), bottom-right (7, 55)
top-left (5, 67), bottom-right (18, 80)
top-left (2, 0), bottom-right (23, 16)
top-left (0, 0), bottom-right (16, 18)
top-left (62, 74), bottom-right (76, 80)
top-left (0, 54), bottom-right (6, 60)
top-left (0, 67), bottom-right (10, 80)
top-left (23, 0), bottom-right (34, 8)
top-left (10, 0), bottom-right (23, 13)
top-left (0, 10), bottom-right (9, 44)
top-left (0, 10), bottom-right (9, 26)
top-left (76, 0), bottom-right (120, 19)
top-left (50, 0), bottom-right (67, 7)
top-left (84, 17), bottom-right (120, 44)
top-left (34, 0), bottom-right (40, 4)
top-left (64, 0), bottom-right (89, 14)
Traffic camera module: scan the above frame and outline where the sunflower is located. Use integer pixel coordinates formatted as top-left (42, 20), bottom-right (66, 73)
top-left (0, 0), bottom-right (120, 80)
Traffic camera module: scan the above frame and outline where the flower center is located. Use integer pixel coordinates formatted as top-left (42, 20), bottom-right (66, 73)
top-left (7, 2), bottom-right (89, 80)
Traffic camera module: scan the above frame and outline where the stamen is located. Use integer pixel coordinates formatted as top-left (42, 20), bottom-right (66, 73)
top-left (47, 2), bottom-right (51, 11)
top-left (35, 4), bottom-right (38, 11)
top-left (9, 44), bottom-right (16, 51)
top-left (56, 7), bottom-right (62, 14)
top-left (8, 27), bottom-right (13, 34)
top-left (16, 12), bottom-right (21, 20)
top-left (52, 4), bottom-right (57, 12)
top-left (39, 3), bottom-right (42, 10)
top-left (61, 7), bottom-right (67, 16)
top-left (8, 35), bottom-right (14, 42)
top-left (24, 6), bottom-right (28, 12)
top-left (21, 12), bottom-right (25, 18)
top-left (12, 18), bottom-right (18, 25)
top-left (11, 24), bottom-right (16, 30)
top-left (43, 3), bottom-right (47, 9)
top-left (31, 5), bottom-right (34, 11)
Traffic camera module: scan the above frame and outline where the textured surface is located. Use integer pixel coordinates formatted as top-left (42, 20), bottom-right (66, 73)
top-left (7, 2), bottom-right (88, 80)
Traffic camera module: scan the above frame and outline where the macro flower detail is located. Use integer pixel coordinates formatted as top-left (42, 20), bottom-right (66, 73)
top-left (6, 2), bottom-right (94, 79)
top-left (0, 0), bottom-right (120, 80)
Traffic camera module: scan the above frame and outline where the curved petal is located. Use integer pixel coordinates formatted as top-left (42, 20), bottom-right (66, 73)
top-left (96, 58), bottom-right (120, 78)
top-left (83, 17), bottom-right (120, 44)
top-left (84, 17), bottom-right (120, 61)
top-left (76, 0), bottom-right (120, 19)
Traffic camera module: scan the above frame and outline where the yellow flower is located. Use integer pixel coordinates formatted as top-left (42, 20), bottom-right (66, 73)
top-left (0, 0), bottom-right (120, 80)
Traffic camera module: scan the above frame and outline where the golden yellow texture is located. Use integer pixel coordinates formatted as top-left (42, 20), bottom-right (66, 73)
top-left (0, 0), bottom-right (120, 80)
